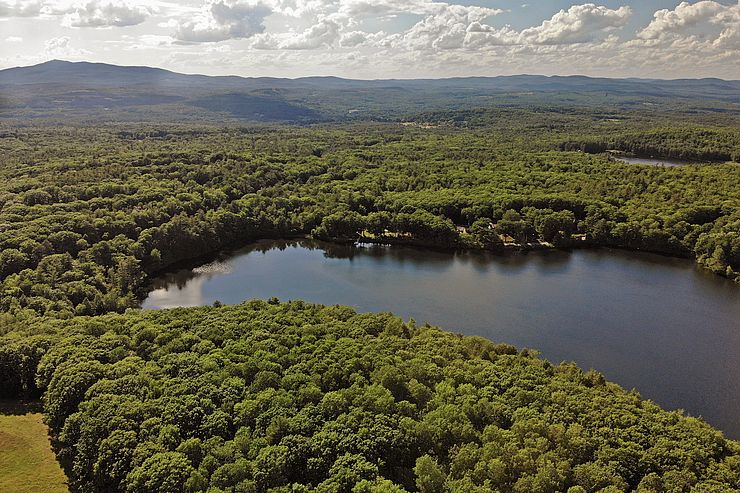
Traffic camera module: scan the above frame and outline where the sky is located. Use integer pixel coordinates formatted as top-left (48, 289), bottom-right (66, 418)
top-left (1, 0), bottom-right (739, 79)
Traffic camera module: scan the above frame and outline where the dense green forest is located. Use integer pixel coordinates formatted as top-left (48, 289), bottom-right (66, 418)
top-left (0, 114), bottom-right (738, 317)
top-left (0, 102), bottom-right (739, 492)
top-left (1, 301), bottom-right (738, 492)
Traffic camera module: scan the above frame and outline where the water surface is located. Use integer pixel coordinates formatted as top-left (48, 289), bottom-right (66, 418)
top-left (613, 156), bottom-right (693, 167)
top-left (143, 240), bottom-right (740, 438)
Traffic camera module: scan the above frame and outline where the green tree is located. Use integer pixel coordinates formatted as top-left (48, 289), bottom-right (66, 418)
top-left (415, 455), bottom-right (446, 493)
top-left (126, 452), bottom-right (194, 493)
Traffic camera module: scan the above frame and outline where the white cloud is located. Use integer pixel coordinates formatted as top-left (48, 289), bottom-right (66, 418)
top-left (0, 0), bottom-right (44, 17)
top-left (43, 35), bottom-right (90, 57)
top-left (464, 23), bottom-right (518, 48)
top-left (638, 1), bottom-right (728, 40)
top-left (339, 30), bottom-right (366, 47)
top-left (44, 36), bottom-right (71, 52)
top-left (174, 0), bottom-right (271, 42)
top-left (396, 4), bottom-right (502, 50)
top-left (1, 0), bottom-right (154, 27)
top-left (716, 2), bottom-right (740, 23)
top-left (249, 0), bottom-right (329, 18)
top-left (249, 32), bottom-right (280, 49)
top-left (280, 16), bottom-right (341, 49)
top-left (386, 3), bottom-right (630, 50)
top-left (61, 1), bottom-right (150, 28)
top-left (713, 25), bottom-right (740, 50)
top-left (518, 3), bottom-right (631, 45)
top-left (5, 36), bottom-right (23, 42)
top-left (118, 34), bottom-right (175, 50)
top-left (2, 1), bottom-right (739, 79)
top-left (338, 0), bottom-right (440, 18)
top-left (266, 2), bottom-right (503, 52)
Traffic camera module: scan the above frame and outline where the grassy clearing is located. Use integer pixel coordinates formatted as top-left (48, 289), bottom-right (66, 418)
top-left (0, 408), bottom-right (68, 493)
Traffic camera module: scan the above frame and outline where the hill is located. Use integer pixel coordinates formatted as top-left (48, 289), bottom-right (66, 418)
top-left (1, 60), bottom-right (739, 122)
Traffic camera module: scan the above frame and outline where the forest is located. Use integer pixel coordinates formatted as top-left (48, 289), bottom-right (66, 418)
top-left (0, 102), bottom-right (738, 492)
top-left (0, 113), bottom-right (738, 318)
top-left (1, 300), bottom-right (738, 492)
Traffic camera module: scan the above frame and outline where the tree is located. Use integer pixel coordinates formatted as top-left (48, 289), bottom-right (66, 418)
top-left (415, 455), bottom-right (446, 493)
top-left (534, 210), bottom-right (576, 244)
top-left (93, 430), bottom-right (138, 490)
top-left (496, 210), bottom-right (534, 244)
top-left (366, 211), bottom-right (393, 236)
top-left (470, 218), bottom-right (503, 250)
top-left (126, 452), bottom-right (194, 493)
top-left (0, 249), bottom-right (29, 278)
top-left (318, 453), bottom-right (380, 492)
top-left (110, 255), bottom-right (145, 295)
top-left (313, 212), bottom-right (366, 240)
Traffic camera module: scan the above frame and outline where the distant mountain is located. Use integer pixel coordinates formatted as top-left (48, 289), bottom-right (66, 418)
top-left (1, 60), bottom-right (738, 123)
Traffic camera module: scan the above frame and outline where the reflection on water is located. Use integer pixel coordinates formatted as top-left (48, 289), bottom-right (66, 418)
top-left (143, 239), bottom-right (740, 438)
top-left (613, 156), bottom-right (693, 167)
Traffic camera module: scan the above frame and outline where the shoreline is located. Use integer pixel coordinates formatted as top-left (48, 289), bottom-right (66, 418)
top-left (141, 232), bottom-right (720, 302)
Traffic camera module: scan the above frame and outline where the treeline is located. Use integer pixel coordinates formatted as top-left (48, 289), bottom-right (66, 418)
top-left (0, 124), bottom-right (738, 317)
top-left (0, 301), bottom-right (738, 492)
top-left (314, 207), bottom-right (580, 249)
top-left (560, 127), bottom-right (740, 162)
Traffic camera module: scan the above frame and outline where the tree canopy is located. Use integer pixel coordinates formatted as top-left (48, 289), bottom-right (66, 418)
top-left (1, 300), bottom-right (738, 492)
top-left (0, 104), bottom-right (738, 492)
top-left (0, 119), bottom-right (737, 318)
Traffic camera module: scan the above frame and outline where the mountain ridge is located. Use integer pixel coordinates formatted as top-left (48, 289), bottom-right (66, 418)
top-left (3, 59), bottom-right (739, 84)
top-left (2, 59), bottom-right (739, 123)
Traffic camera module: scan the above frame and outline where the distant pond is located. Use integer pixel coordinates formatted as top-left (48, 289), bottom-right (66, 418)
top-left (143, 239), bottom-right (740, 438)
top-left (611, 155), bottom-right (694, 167)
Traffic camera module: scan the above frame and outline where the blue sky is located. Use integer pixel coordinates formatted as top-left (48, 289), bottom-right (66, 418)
top-left (1, 1), bottom-right (739, 79)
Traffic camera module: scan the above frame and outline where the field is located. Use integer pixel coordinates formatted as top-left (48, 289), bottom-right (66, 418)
top-left (0, 406), bottom-right (68, 493)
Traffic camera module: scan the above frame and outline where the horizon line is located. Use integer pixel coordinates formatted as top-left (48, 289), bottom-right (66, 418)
top-left (3, 58), bottom-right (739, 84)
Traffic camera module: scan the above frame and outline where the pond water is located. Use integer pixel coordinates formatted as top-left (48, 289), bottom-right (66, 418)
top-left (143, 239), bottom-right (740, 438)
top-left (612, 156), bottom-right (693, 167)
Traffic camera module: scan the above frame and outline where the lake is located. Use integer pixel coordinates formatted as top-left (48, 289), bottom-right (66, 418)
top-left (143, 239), bottom-right (740, 438)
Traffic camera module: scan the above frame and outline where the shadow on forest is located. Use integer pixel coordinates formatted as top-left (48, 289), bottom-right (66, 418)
top-left (0, 398), bottom-right (43, 415)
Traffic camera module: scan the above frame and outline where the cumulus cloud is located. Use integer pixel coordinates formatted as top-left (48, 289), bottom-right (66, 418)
top-left (338, 30), bottom-right (367, 48)
top-left (3, 1), bottom-right (740, 79)
top-left (43, 35), bottom-right (90, 57)
top-left (385, 3), bottom-right (630, 50)
top-left (518, 4), bottom-right (631, 45)
top-left (248, 0), bottom-right (330, 18)
top-left (61, 1), bottom-right (150, 28)
top-left (464, 23), bottom-right (518, 48)
top-left (175, 0), bottom-right (271, 42)
top-left (1, 0), bottom-right (152, 27)
top-left (638, 1), bottom-right (729, 40)
top-left (119, 34), bottom-right (175, 50)
top-left (281, 16), bottom-right (342, 49)
top-left (338, 0), bottom-right (442, 18)
top-left (713, 25), bottom-right (740, 50)
top-left (0, 0), bottom-right (44, 17)
top-left (716, 2), bottom-right (740, 23)
top-left (178, 0), bottom-right (506, 50)
top-left (248, 0), bottom-right (440, 19)
top-left (44, 36), bottom-right (71, 53)
top-left (249, 32), bottom-right (280, 49)
top-left (396, 4), bottom-right (502, 50)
